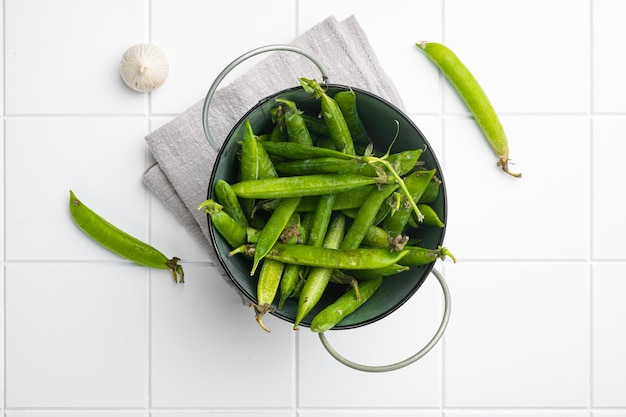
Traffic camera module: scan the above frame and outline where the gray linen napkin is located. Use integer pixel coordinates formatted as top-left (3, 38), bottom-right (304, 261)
top-left (143, 15), bottom-right (405, 297)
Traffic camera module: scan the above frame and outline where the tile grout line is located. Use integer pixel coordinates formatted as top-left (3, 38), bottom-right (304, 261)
top-left (588, 0), bottom-right (595, 411)
top-left (146, 0), bottom-right (153, 413)
top-left (3, 0), bottom-right (7, 409)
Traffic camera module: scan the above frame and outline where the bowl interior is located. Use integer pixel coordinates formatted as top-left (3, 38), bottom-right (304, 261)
top-left (207, 84), bottom-right (447, 329)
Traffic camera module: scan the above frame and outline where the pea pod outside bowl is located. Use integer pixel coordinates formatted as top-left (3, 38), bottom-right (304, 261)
top-left (203, 45), bottom-right (451, 372)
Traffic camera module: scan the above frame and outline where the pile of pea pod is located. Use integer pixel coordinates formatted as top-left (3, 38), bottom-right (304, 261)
top-left (200, 77), bottom-right (455, 333)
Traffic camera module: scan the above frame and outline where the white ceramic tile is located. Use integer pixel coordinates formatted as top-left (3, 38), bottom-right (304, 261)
top-left (592, 412), bottom-right (626, 417)
top-left (592, 117), bottom-right (626, 260)
top-left (593, 0), bottom-right (626, 113)
top-left (0, 267), bottom-right (4, 411)
top-left (445, 0), bottom-right (590, 114)
top-left (150, 263), bottom-right (294, 408)
top-left (1, 0), bottom-right (4, 117)
top-left (4, 117), bottom-right (149, 261)
top-left (151, 412), bottom-right (294, 417)
top-left (446, 412), bottom-right (590, 417)
top-left (0, 122), bottom-right (4, 263)
top-left (444, 116), bottom-right (590, 260)
top-left (5, 263), bottom-right (148, 407)
top-left (150, 0), bottom-right (297, 115)
top-left (6, 412), bottom-right (148, 417)
top-left (592, 262), bottom-right (626, 407)
top-left (298, 274), bottom-right (444, 408)
top-left (444, 262), bottom-right (589, 407)
top-left (299, 412), bottom-right (441, 417)
top-left (0, 1), bottom-right (4, 265)
top-left (298, 0), bottom-right (443, 114)
top-left (4, 0), bottom-right (146, 114)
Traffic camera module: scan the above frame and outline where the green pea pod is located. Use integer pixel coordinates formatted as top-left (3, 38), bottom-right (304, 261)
top-left (315, 136), bottom-right (336, 150)
top-left (416, 41), bottom-right (521, 178)
top-left (361, 224), bottom-right (389, 248)
top-left (388, 149), bottom-right (424, 177)
top-left (275, 98), bottom-right (314, 146)
top-left (255, 139), bottom-right (279, 179)
top-left (214, 179), bottom-right (248, 228)
top-left (277, 263), bottom-right (302, 310)
top-left (278, 213), bottom-right (314, 310)
top-left (275, 157), bottom-right (380, 177)
top-left (310, 276), bottom-right (383, 333)
top-left (383, 169), bottom-right (436, 237)
top-left (398, 245), bottom-right (456, 266)
top-left (269, 122), bottom-right (287, 142)
top-left (278, 213), bottom-right (304, 244)
top-left (302, 112), bottom-right (330, 136)
top-left (274, 149), bottom-right (420, 178)
top-left (333, 89), bottom-right (370, 145)
top-left (69, 190), bottom-right (184, 284)
top-left (251, 196), bottom-right (302, 275)
top-left (239, 119), bottom-right (259, 218)
top-left (252, 258), bottom-right (285, 332)
top-left (251, 243), bottom-right (410, 270)
top-left (294, 213), bottom-right (346, 329)
top-left (308, 193), bottom-right (337, 248)
top-left (299, 77), bottom-right (356, 155)
top-left (341, 183), bottom-right (399, 250)
top-left (417, 203), bottom-right (445, 228)
top-left (262, 185), bottom-right (374, 213)
top-left (245, 227), bottom-right (261, 243)
top-left (199, 199), bottom-right (247, 249)
top-left (349, 264), bottom-right (410, 281)
top-left (261, 141), bottom-right (356, 161)
top-left (406, 204), bottom-right (445, 229)
top-left (418, 176), bottom-right (442, 204)
top-left (239, 120), bottom-right (259, 180)
top-left (372, 198), bottom-right (392, 226)
top-left (230, 174), bottom-right (384, 200)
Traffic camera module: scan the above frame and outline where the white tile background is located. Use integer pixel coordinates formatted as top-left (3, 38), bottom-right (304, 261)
top-left (2, 0), bottom-right (625, 415)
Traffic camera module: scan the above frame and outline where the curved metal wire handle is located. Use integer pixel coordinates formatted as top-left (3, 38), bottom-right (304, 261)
top-left (318, 268), bottom-right (451, 372)
top-left (202, 44), bottom-right (330, 152)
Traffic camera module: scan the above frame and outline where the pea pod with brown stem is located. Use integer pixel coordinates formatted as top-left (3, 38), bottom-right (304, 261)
top-left (69, 190), bottom-right (184, 283)
top-left (252, 258), bottom-right (285, 332)
top-left (416, 41), bottom-right (521, 178)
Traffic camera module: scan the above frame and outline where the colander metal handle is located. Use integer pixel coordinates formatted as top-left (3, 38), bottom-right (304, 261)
top-left (202, 44), bottom-right (330, 152)
top-left (318, 268), bottom-right (451, 373)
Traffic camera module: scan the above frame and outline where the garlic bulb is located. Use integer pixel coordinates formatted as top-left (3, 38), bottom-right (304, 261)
top-left (120, 43), bottom-right (169, 92)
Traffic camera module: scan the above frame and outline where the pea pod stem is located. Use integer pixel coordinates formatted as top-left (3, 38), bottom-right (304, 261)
top-left (363, 154), bottom-right (424, 222)
top-left (416, 41), bottom-right (521, 178)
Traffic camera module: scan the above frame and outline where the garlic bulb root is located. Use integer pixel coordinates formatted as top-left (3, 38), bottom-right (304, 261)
top-left (120, 43), bottom-right (169, 92)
